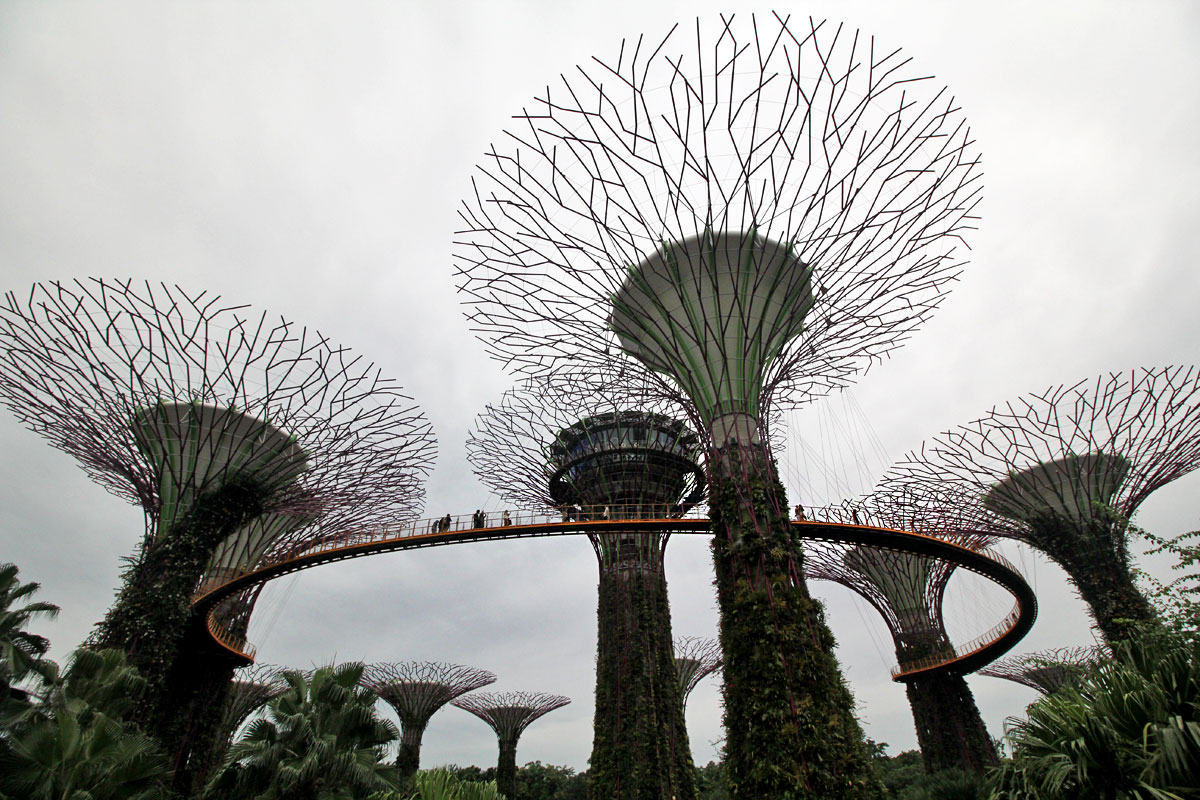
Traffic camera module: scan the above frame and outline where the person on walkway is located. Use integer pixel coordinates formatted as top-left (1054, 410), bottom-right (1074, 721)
top-left (502, 510), bottom-right (512, 526)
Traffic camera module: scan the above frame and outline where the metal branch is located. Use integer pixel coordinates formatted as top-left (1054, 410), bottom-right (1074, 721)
top-left (0, 279), bottom-right (438, 559)
top-left (979, 646), bottom-right (1105, 695)
top-left (455, 14), bottom-right (981, 421)
top-left (451, 691), bottom-right (571, 742)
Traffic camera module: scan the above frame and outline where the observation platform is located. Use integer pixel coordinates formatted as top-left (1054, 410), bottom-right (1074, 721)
top-left (193, 505), bottom-right (1036, 682)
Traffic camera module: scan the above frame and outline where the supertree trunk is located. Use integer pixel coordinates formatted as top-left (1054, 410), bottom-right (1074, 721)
top-left (92, 479), bottom-right (268, 737)
top-left (163, 627), bottom-right (240, 794)
top-left (396, 727), bottom-right (424, 789)
top-left (497, 737), bottom-right (519, 800)
top-left (709, 444), bottom-right (877, 799)
top-left (1027, 515), bottom-right (1156, 642)
top-left (904, 674), bottom-right (997, 774)
top-left (589, 554), bottom-right (696, 800)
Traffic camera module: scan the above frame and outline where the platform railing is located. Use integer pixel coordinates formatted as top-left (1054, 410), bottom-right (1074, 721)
top-left (194, 503), bottom-right (710, 599)
top-left (197, 504), bottom-right (1032, 674)
top-left (207, 612), bottom-right (257, 661)
top-left (891, 603), bottom-right (1023, 678)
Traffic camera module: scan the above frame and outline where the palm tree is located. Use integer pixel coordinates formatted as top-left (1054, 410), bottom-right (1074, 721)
top-left (207, 662), bottom-right (400, 800)
top-left (991, 627), bottom-right (1200, 799)
top-left (0, 562), bottom-right (60, 703)
top-left (0, 648), bottom-right (173, 800)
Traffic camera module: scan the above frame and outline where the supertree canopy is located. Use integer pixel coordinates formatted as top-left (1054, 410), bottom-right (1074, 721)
top-left (980, 646), bottom-right (1104, 696)
top-left (884, 366), bottom-right (1200, 642)
top-left (468, 376), bottom-right (703, 799)
top-left (0, 279), bottom-right (436, 781)
top-left (452, 691), bottom-right (570, 800)
top-left (804, 495), bottom-right (998, 774)
top-left (363, 662), bottom-right (497, 788)
top-left (454, 14), bottom-right (980, 797)
top-left (673, 636), bottom-right (722, 711)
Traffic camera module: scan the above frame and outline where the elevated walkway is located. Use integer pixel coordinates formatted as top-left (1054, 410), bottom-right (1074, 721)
top-left (192, 506), bottom-right (1036, 681)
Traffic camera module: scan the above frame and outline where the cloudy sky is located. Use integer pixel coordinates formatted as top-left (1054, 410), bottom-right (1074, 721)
top-left (2, 0), bottom-right (1198, 773)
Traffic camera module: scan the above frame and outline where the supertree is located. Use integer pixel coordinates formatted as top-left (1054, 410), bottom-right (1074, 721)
top-left (203, 662), bottom-right (287, 773)
top-left (0, 279), bottom-right (436, 781)
top-left (454, 13), bottom-right (981, 797)
top-left (452, 691), bottom-right (571, 800)
top-left (804, 496), bottom-right (998, 774)
top-left (673, 636), bottom-right (722, 712)
top-left (980, 646), bottom-right (1103, 696)
top-left (884, 366), bottom-right (1200, 643)
top-left (363, 661), bottom-right (497, 788)
top-left (467, 375), bottom-right (704, 799)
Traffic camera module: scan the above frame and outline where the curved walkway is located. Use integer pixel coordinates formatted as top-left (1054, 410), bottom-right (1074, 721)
top-left (192, 509), bottom-right (1036, 682)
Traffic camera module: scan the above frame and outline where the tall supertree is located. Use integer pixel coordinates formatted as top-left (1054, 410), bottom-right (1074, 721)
top-left (203, 662), bottom-right (287, 774)
top-left (673, 636), bottom-right (722, 712)
top-left (363, 661), bottom-right (497, 789)
top-left (885, 366), bottom-right (1200, 642)
top-left (452, 691), bottom-right (571, 800)
top-left (804, 496), bottom-right (998, 774)
top-left (454, 13), bottom-right (981, 797)
top-left (980, 646), bottom-right (1103, 696)
top-left (0, 279), bottom-right (436, 781)
top-left (468, 376), bottom-right (704, 799)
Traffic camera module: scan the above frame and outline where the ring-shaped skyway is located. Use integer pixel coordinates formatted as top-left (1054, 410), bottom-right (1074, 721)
top-left (192, 509), bottom-right (1036, 682)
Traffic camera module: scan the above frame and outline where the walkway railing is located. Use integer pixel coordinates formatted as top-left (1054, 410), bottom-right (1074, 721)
top-left (195, 504), bottom-right (708, 598)
top-left (197, 505), bottom-right (1035, 679)
top-left (891, 604), bottom-right (1022, 678)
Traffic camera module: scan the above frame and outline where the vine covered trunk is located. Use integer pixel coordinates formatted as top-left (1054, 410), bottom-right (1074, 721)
top-left (165, 630), bottom-right (240, 794)
top-left (497, 738), bottom-right (518, 800)
top-left (588, 544), bottom-right (696, 800)
top-left (396, 727), bottom-right (424, 791)
top-left (904, 673), bottom-right (997, 773)
top-left (91, 479), bottom-right (269, 751)
top-left (709, 443), bottom-right (878, 800)
top-left (1027, 514), bottom-right (1156, 642)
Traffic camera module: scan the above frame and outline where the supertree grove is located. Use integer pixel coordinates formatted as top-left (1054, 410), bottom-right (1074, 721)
top-left (363, 661), bottom-right (497, 788)
top-left (980, 646), bottom-right (1104, 696)
top-left (673, 636), bottom-right (721, 712)
top-left (455, 13), bottom-right (981, 797)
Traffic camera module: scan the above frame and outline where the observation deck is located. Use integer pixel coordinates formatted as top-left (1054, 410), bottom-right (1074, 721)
top-left (193, 505), bottom-right (1036, 682)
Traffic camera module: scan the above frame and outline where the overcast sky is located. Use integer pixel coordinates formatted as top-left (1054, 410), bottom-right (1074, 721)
top-left (1, 0), bottom-right (1198, 773)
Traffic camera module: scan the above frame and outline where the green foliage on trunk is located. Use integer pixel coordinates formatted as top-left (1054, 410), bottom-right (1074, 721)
top-left (1021, 505), bottom-right (1156, 643)
top-left (708, 445), bottom-right (881, 800)
top-left (903, 675), bottom-right (997, 774)
top-left (91, 477), bottom-right (271, 760)
top-left (588, 561), bottom-right (696, 799)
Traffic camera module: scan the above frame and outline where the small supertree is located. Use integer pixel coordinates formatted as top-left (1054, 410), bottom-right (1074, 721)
top-left (0, 279), bottom-right (436, 778)
top-left (980, 646), bottom-right (1104, 696)
top-left (804, 496), bottom-right (998, 774)
top-left (454, 14), bottom-right (981, 798)
top-left (363, 661), bottom-right (497, 788)
top-left (673, 636), bottom-right (722, 712)
top-left (202, 662), bottom-right (287, 773)
top-left (452, 691), bottom-right (570, 800)
top-left (468, 376), bottom-right (702, 799)
top-left (884, 366), bottom-right (1200, 642)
